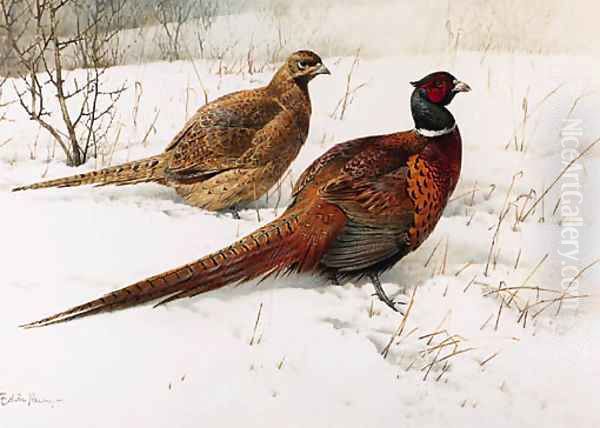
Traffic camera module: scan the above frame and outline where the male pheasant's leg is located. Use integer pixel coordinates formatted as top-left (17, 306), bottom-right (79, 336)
top-left (369, 273), bottom-right (405, 313)
top-left (328, 271), bottom-right (341, 286)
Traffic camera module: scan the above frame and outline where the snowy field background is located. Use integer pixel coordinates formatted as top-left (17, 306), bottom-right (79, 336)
top-left (1, 4), bottom-right (600, 426)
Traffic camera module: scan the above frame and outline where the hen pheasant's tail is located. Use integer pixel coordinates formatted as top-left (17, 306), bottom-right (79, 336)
top-left (20, 205), bottom-right (342, 328)
top-left (12, 155), bottom-right (166, 192)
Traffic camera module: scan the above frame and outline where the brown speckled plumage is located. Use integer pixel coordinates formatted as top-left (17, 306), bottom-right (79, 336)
top-left (405, 133), bottom-right (461, 248)
top-left (13, 50), bottom-right (330, 213)
top-left (22, 72), bottom-right (470, 328)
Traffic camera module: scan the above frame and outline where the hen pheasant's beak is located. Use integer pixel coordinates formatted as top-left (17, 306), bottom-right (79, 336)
top-left (452, 80), bottom-right (471, 93)
top-left (313, 64), bottom-right (331, 76)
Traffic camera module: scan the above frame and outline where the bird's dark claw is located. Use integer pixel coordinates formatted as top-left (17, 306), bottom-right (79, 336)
top-left (369, 274), bottom-right (406, 314)
top-left (227, 205), bottom-right (241, 219)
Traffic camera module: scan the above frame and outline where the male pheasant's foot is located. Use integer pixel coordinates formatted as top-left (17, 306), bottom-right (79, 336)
top-left (369, 274), bottom-right (406, 313)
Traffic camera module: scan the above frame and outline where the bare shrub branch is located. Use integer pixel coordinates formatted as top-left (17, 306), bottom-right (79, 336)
top-left (1, 0), bottom-right (127, 166)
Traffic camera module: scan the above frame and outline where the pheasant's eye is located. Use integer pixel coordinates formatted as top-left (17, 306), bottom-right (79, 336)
top-left (434, 80), bottom-right (443, 88)
top-left (297, 61), bottom-right (308, 70)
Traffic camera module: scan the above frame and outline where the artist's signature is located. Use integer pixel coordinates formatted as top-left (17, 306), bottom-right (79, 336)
top-left (0, 391), bottom-right (63, 408)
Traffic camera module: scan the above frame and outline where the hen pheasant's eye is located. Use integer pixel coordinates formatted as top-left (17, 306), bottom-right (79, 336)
top-left (297, 61), bottom-right (308, 70)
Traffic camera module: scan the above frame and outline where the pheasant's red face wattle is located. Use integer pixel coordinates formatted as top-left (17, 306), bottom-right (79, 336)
top-left (411, 72), bottom-right (455, 104)
top-left (410, 71), bottom-right (470, 108)
top-left (421, 79), bottom-right (451, 104)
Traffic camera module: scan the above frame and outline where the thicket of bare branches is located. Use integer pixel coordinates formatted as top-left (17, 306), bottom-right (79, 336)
top-left (0, 0), bottom-right (127, 166)
top-left (153, 0), bottom-right (218, 61)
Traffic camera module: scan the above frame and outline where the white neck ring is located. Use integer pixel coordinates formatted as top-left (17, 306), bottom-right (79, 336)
top-left (416, 123), bottom-right (456, 138)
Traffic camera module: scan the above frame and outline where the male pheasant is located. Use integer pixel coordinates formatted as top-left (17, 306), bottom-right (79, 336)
top-left (22, 71), bottom-right (470, 328)
top-left (13, 51), bottom-right (330, 217)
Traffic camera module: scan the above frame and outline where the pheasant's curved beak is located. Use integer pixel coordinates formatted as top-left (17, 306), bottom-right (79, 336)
top-left (313, 63), bottom-right (331, 76)
top-left (452, 80), bottom-right (471, 93)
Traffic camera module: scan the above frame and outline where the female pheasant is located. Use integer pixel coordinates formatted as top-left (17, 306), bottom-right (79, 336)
top-left (22, 71), bottom-right (470, 328)
top-left (13, 51), bottom-right (330, 217)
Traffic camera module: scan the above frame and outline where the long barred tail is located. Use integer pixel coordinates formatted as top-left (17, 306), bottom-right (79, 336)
top-left (20, 208), bottom-right (340, 328)
top-left (12, 155), bottom-right (166, 192)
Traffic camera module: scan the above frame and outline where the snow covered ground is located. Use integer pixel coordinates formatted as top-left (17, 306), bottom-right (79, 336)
top-left (1, 51), bottom-right (599, 427)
